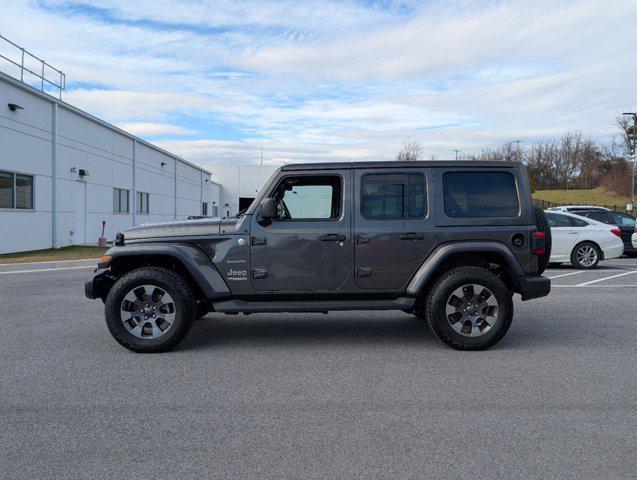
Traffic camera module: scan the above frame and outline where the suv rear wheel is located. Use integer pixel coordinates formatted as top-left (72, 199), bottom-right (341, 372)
top-left (424, 266), bottom-right (513, 350)
top-left (104, 267), bottom-right (196, 353)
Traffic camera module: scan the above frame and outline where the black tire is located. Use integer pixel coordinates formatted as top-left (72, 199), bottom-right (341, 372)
top-left (196, 301), bottom-right (211, 320)
top-left (570, 241), bottom-right (600, 269)
top-left (104, 267), bottom-right (196, 353)
top-left (424, 266), bottom-right (513, 350)
top-left (532, 205), bottom-right (552, 275)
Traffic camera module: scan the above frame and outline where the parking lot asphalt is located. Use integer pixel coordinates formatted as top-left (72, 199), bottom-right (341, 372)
top-left (1, 259), bottom-right (636, 479)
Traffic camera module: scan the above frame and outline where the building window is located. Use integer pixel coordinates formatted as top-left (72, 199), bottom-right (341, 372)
top-left (113, 188), bottom-right (130, 213)
top-left (202, 202), bottom-right (208, 216)
top-left (136, 192), bottom-right (149, 214)
top-left (361, 173), bottom-right (426, 219)
top-left (0, 170), bottom-right (34, 210)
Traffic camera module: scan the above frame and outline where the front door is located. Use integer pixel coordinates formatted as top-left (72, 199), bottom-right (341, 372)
top-left (354, 169), bottom-right (436, 290)
top-left (250, 170), bottom-right (352, 291)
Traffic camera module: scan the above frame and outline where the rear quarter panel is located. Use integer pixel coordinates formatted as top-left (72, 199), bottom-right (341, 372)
top-left (431, 165), bottom-right (537, 274)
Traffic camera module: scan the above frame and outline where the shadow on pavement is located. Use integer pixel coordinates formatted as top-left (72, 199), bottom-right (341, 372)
top-left (181, 314), bottom-right (438, 351)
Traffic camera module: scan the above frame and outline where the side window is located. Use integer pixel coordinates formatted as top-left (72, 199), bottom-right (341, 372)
top-left (274, 175), bottom-right (341, 220)
top-left (546, 213), bottom-right (572, 227)
top-left (570, 216), bottom-right (589, 227)
top-left (584, 211), bottom-right (612, 224)
top-left (613, 212), bottom-right (636, 226)
top-left (361, 173), bottom-right (426, 219)
top-left (443, 172), bottom-right (519, 218)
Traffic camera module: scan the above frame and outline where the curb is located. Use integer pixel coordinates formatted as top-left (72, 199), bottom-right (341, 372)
top-left (0, 258), bottom-right (98, 273)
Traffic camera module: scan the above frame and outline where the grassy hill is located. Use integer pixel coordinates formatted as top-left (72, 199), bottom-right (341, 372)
top-left (532, 187), bottom-right (630, 208)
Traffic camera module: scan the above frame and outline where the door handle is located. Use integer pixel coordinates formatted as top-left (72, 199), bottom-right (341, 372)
top-left (320, 234), bottom-right (346, 242)
top-left (566, 231), bottom-right (578, 234)
top-left (400, 232), bottom-right (424, 240)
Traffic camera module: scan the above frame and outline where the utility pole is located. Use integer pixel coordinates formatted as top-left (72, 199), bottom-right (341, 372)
top-left (452, 149), bottom-right (462, 161)
top-left (622, 113), bottom-right (637, 209)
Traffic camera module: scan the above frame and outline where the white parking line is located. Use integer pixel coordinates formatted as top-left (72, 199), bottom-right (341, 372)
top-left (553, 285), bottom-right (637, 288)
top-left (576, 271), bottom-right (637, 286)
top-left (0, 265), bottom-right (94, 275)
top-left (547, 271), bottom-right (583, 279)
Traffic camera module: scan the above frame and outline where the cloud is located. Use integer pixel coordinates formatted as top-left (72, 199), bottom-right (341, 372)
top-left (0, 0), bottom-right (635, 164)
top-left (117, 122), bottom-right (198, 136)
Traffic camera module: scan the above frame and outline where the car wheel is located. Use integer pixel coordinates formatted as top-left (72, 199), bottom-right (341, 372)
top-left (104, 267), bottom-right (196, 353)
top-left (425, 266), bottom-right (513, 350)
top-left (570, 242), bottom-right (600, 269)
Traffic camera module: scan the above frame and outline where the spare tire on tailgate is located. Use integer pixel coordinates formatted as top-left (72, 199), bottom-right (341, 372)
top-left (532, 205), bottom-right (552, 275)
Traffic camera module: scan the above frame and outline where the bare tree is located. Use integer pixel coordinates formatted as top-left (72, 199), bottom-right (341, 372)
top-left (616, 114), bottom-right (636, 154)
top-left (396, 139), bottom-right (423, 162)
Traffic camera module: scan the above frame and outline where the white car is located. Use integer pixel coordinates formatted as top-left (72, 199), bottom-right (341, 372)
top-left (547, 205), bottom-right (610, 213)
top-left (545, 210), bottom-right (624, 268)
top-left (633, 232), bottom-right (637, 250)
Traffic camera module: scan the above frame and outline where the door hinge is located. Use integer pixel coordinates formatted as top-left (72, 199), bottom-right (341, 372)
top-left (356, 267), bottom-right (372, 278)
top-left (251, 236), bottom-right (267, 246)
top-left (356, 234), bottom-right (371, 244)
top-left (252, 268), bottom-right (268, 279)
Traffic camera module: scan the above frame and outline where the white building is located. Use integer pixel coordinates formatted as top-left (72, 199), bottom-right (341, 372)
top-left (209, 164), bottom-right (279, 217)
top-left (0, 71), bottom-right (219, 254)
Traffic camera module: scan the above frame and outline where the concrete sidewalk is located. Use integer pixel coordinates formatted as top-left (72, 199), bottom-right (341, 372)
top-left (0, 258), bottom-right (98, 273)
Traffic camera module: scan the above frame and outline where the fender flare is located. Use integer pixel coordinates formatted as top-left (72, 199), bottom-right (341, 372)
top-left (406, 241), bottom-right (525, 296)
top-left (107, 243), bottom-right (231, 299)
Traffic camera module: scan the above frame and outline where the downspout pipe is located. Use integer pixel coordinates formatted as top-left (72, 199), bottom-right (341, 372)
top-left (52, 102), bottom-right (58, 248)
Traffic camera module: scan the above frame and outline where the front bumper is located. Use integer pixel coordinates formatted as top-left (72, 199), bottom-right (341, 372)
top-left (84, 268), bottom-right (113, 300)
top-left (515, 275), bottom-right (551, 301)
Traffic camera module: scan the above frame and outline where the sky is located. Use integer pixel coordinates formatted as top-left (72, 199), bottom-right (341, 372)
top-left (1, 0), bottom-right (636, 168)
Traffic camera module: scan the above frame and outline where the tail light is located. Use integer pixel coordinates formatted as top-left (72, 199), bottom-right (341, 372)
top-left (533, 231), bottom-right (545, 255)
top-left (610, 228), bottom-right (622, 238)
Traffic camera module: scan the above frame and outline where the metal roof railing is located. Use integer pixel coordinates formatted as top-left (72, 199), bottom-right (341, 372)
top-left (0, 33), bottom-right (65, 99)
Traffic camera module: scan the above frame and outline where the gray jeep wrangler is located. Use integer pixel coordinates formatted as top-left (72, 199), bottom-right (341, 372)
top-left (86, 161), bottom-right (551, 352)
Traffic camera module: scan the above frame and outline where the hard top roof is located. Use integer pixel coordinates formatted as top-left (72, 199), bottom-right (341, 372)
top-left (281, 160), bottom-right (522, 171)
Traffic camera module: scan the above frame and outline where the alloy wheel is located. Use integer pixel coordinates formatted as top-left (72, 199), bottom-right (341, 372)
top-left (120, 284), bottom-right (176, 339)
top-left (576, 245), bottom-right (597, 267)
top-left (445, 284), bottom-right (499, 337)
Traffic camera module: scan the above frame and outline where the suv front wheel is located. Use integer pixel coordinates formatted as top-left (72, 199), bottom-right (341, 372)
top-left (424, 267), bottom-right (513, 350)
top-left (104, 267), bottom-right (196, 353)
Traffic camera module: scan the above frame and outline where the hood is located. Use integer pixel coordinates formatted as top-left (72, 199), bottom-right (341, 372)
top-left (120, 217), bottom-right (223, 242)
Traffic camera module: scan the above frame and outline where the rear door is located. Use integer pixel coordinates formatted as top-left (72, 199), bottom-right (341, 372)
top-left (353, 168), bottom-right (435, 290)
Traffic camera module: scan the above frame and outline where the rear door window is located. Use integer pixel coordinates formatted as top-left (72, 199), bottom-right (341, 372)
top-left (443, 172), bottom-right (519, 218)
top-left (570, 216), bottom-right (589, 227)
top-left (361, 173), bottom-right (426, 219)
top-left (546, 213), bottom-right (572, 227)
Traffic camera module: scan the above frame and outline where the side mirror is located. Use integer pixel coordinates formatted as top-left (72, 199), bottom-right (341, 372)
top-left (259, 197), bottom-right (277, 224)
